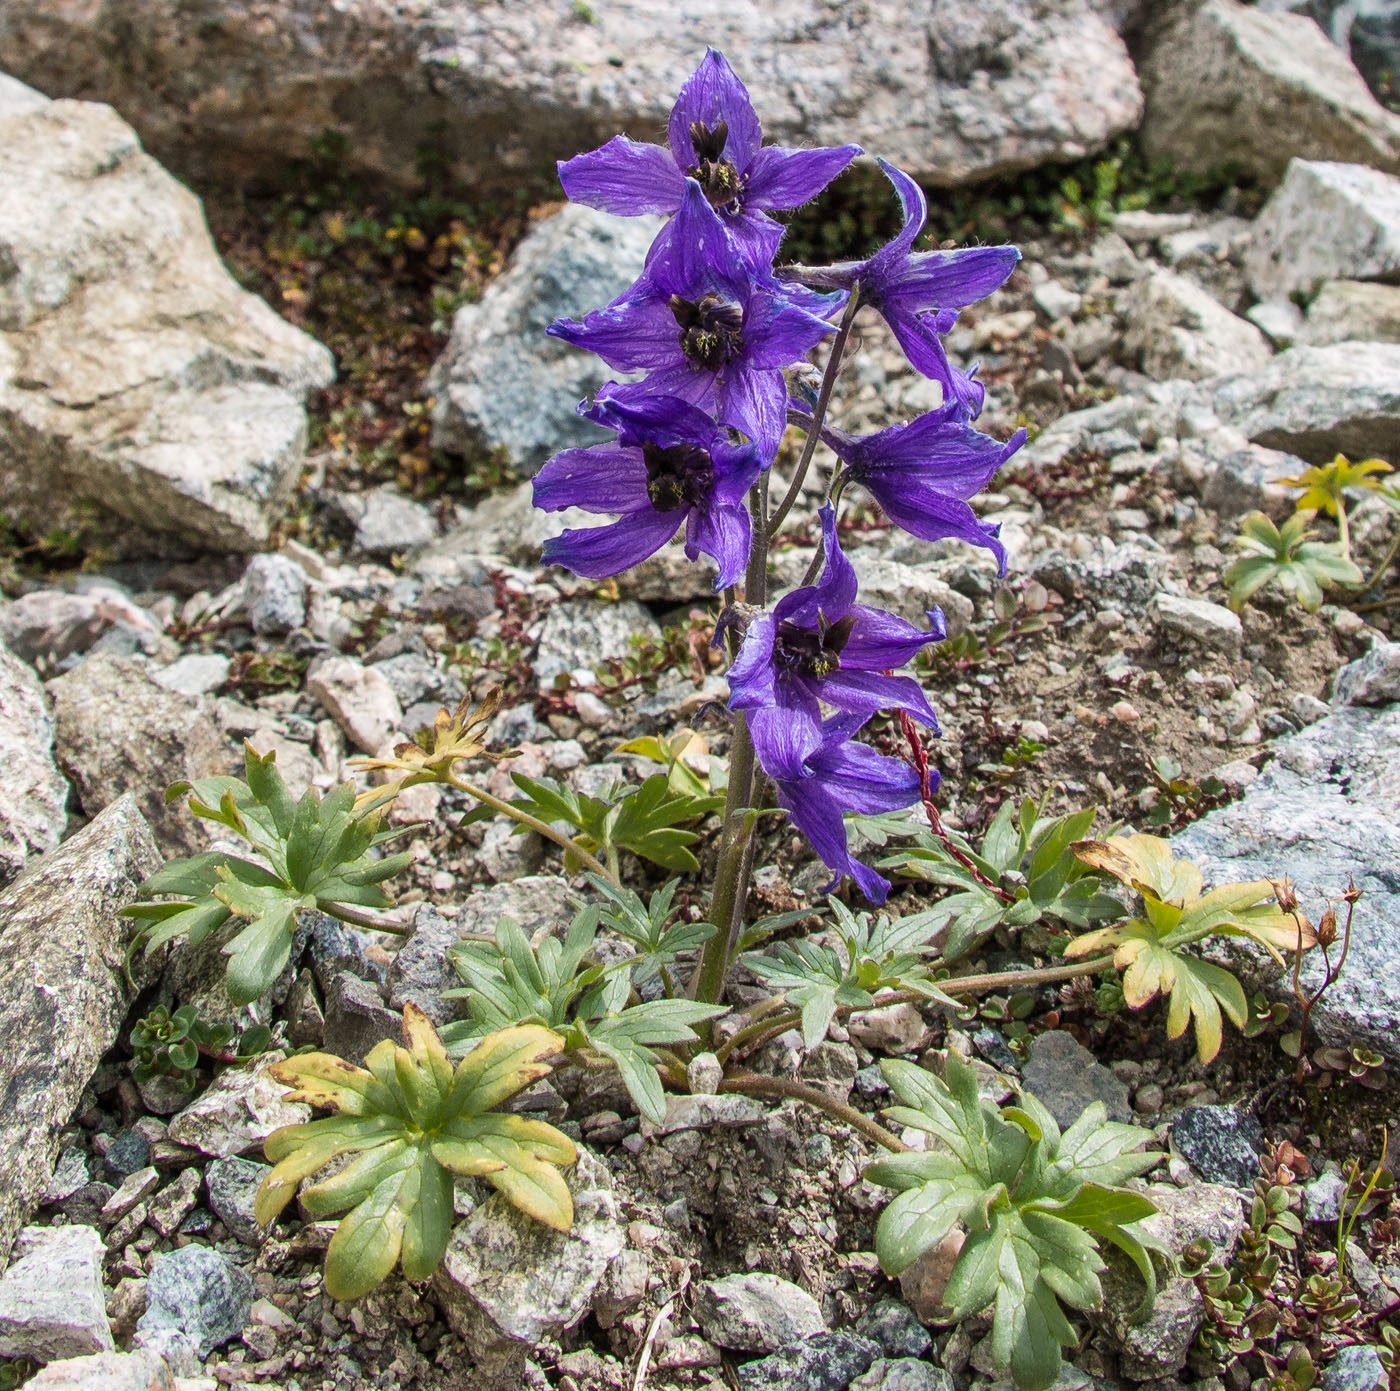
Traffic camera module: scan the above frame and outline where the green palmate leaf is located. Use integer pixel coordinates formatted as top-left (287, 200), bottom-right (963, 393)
top-left (866, 1053), bottom-right (1160, 1391)
top-left (256, 1007), bottom-right (575, 1300)
top-left (1066, 834), bottom-right (1316, 1062)
top-left (1225, 509), bottom-right (1363, 613)
top-left (121, 745), bottom-right (413, 1004)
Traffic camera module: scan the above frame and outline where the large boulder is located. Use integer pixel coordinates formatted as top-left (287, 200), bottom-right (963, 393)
top-left (0, 796), bottom-right (160, 1265)
top-left (1138, 0), bottom-right (1400, 187)
top-left (1174, 647), bottom-right (1400, 1064)
top-left (1120, 269), bottom-right (1272, 381)
top-left (1296, 278), bottom-right (1400, 344)
top-left (1246, 159), bottom-right (1400, 300)
top-left (47, 654), bottom-right (234, 857)
top-left (1258, 0), bottom-right (1400, 103)
top-left (0, 639), bottom-right (68, 885)
top-left (1205, 341), bottom-right (1400, 463)
top-left (429, 205), bottom-right (661, 471)
top-left (0, 75), bottom-right (333, 555)
top-left (0, 2), bottom-right (1141, 193)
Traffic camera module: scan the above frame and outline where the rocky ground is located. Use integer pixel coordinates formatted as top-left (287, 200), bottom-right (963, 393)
top-left (2, 3), bottom-right (1400, 1391)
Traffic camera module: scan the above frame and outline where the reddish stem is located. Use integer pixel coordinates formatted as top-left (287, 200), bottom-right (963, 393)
top-left (899, 711), bottom-right (1015, 904)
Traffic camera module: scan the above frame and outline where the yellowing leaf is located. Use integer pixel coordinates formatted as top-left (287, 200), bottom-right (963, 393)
top-left (1072, 835), bottom-right (1201, 905)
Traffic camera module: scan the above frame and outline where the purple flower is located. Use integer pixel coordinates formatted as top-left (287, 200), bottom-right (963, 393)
top-left (558, 49), bottom-right (860, 269)
top-left (728, 506), bottom-right (944, 767)
top-left (757, 713), bottom-right (924, 904)
top-left (533, 394), bottom-right (762, 588)
top-left (549, 181), bottom-right (839, 458)
top-left (815, 406), bottom-right (1026, 573)
top-left (788, 160), bottom-right (1019, 419)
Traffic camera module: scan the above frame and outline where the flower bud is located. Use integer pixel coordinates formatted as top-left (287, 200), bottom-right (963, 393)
top-left (1317, 907), bottom-right (1337, 948)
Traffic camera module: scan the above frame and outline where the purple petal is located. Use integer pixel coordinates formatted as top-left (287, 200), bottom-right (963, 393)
top-left (600, 364), bottom-right (717, 415)
top-left (644, 180), bottom-right (747, 298)
top-left (542, 508), bottom-right (681, 579)
top-left (892, 244), bottom-right (1021, 309)
top-left (862, 477), bottom-right (1009, 573)
top-left (533, 444), bottom-right (646, 513)
top-left (591, 392), bottom-right (725, 451)
top-left (557, 136), bottom-right (687, 216)
top-left (741, 291), bottom-right (835, 370)
top-left (726, 611), bottom-right (778, 708)
top-left (724, 207), bottom-right (786, 269)
top-left (547, 294), bottom-right (678, 373)
top-left (882, 305), bottom-right (986, 418)
top-left (745, 143), bottom-right (862, 211)
top-left (808, 735), bottom-right (921, 816)
top-left (772, 764), bottom-right (894, 904)
top-left (816, 669), bottom-right (940, 731)
top-left (778, 505), bottom-right (857, 625)
top-left (685, 500), bottom-right (752, 590)
top-left (717, 366), bottom-right (787, 459)
top-left (840, 410), bottom-right (1024, 500)
top-left (841, 602), bottom-right (947, 668)
top-left (667, 49), bottom-right (763, 173)
top-left (711, 440), bottom-right (765, 505)
top-left (748, 702), bottom-right (823, 782)
top-left (863, 160), bottom-right (928, 292)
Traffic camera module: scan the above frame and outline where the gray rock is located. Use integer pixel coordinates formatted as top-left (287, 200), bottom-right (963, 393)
top-left (1321, 1343), bottom-right (1386, 1391)
top-left (1030, 543), bottom-right (1169, 612)
top-left (429, 205), bottom-right (661, 471)
top-left (1099, 1180), bottom-right (1245, 1379)
top-left (23, 1349), bottom-right (173, 1391)
top-left (417, 480), bottom-right (589, 570)
top-left (371, 652), bottom-right (465, 710)
top-left (0, 796), bottom-right (158, 1265)
top-left (1138, 1), bottom-right (1400, 187)
top-left (1246, 159), bottom-right (1400, 299)
top-left (848, 1003), bottom-right (929, 1055)
top-left (137, 1244), bottom-right (252, 1360)
top-left (532, 600), bottom-right (660, 687)
top-left (1247, 298), bottom-right (1305, 346)
top-left (0, 638), bottom-right (67, 885)
top-left (0, 4), bottom-right (1142, 198)
top-left (1303, 1165), bottom-right (1348, 1221)
top-left (1150, 592), bottom-right (1243, 655)
top-left (1260, 1), bottom-right (1400, 103)
top-left (206, 1157), bottom-right (270, 1244)
top-left (1207, 341), bottom-right (1400, 463)
top-left (386, 902), bottom-right (468, 1025)
top-left (241, 554), bottom-right (308, 635)
top-left (639, 1094), bottom-right (769, 1137)
top-left (433, 1149), bottom-right (624, 1376)
top-left (1298, 278), bottom-right (1400, 345)
top-left (103, 1130), bottom-right (152, 1180)
top-left (353, 487), bottom-right (439, 557)
top-left (42, 1148), bottom-right (89, 1205)
top-left (1173, 692), bottom-right (1400, 1062)
top-left (1172, 1104), bottom-right (1264, 1186)
top-left (146, 1167), bottom-right (202, 1237)
top-left (47, 653), bottom-right (234, 857)
top-left (0, 591), bottom-right (112, 667)
top-left (0, 81), bottom-right (332, 555)
top-left (844, 554), bottom-right (976, 637)
top-left (0, 1224), bottom-right (113, 1360)
top-left (100, 1166), bottom-right (159, 1221)
top-left (322, 970), bottom-right (401, 1063)
top-left (166, 1053), bottom-right (309, 1159)
top-left (306, 655), bottom-right (403, 755)
top-left (152, 653), bottom-right (231, 698)
top-left (1332, 638), bottom-right (1400, 705)
top-left (852, 1359), bottom-right (956, 1391)
top-left (737, 1330), bottom-right (883, 1391)
top-left (854, 1301), bottom-right (932, 1359)
top-left (1021, 1030), bottom-right (1134, 1129)
top-left (1121, 269), bottom-right (1272, 381)
top-left (1198, 440), bottom-right (1307, 519)
top-left (695, 1272), bottom-right (826, 1352)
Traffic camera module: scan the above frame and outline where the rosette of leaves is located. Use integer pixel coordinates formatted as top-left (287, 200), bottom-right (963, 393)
top-left (255, 1005), bottom-right (576, 1301)
top-left (121, 745), bottom-right (413, 1005)
top-left (878, 796), bottom-right (1121, 961)
top-left (741, 898), bottom-right (954, 1049)
top-left (1064, 835), bottom-right (1315, 1063)
top-left (443, 903), bottom-right (724, 1124)
top-left (867, 1053), bottom-right (1163, 1391)
top-left (130, 1005), bottom-right (271, 1091)
top-left (1225, 511), bottom-right (1362, 614)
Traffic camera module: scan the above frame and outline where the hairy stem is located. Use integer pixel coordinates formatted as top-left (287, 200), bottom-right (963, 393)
top-left (768, 286), bottom-right (861, 539)
top-left (445, 771), bottom-right (618, 886)
top-left (316, 902), bottom-right (411, 937)
top-left (692, 481), bottom-right (772, 1003)
top-left (721, 1071), bottom-right (907, 1151)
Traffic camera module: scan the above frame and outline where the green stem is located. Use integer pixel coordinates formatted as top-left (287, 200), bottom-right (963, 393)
top-left (1337, 501), bottom-right (1352, 562)
top-left (767, 286), bottom-right (861, 539)
top-left (720, 1072), bottom-right (907, 1152)
top-left (445, 771), bottom-right (619, 886)
top-left (316, 902), bottom-right (411, 937)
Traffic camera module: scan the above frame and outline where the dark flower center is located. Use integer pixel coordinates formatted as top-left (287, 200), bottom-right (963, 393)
top-left (669, 292), bottom-right (744, 371)
top-left (642, 440), bottom-right (714, 512)
top-left (687, 119), bottom-right (743, 208)
top-left (775, 612), bottom-right (855, 679)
